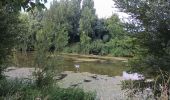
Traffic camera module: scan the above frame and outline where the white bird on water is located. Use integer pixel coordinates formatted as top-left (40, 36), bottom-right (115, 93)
top-left (74, 64), bottom-right (80, 72)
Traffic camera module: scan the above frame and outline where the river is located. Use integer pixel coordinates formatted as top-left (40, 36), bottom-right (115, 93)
top-left (12, 52), bottom-right (129, 77)
top-left (8, 52), bottom-right (145, 99)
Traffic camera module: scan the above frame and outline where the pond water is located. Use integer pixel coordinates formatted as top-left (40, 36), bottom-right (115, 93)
top-left (12, 52), bottom-right (129, 76)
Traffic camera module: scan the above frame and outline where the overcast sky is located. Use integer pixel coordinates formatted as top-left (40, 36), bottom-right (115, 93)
top-left (93, 0), bottom-right (116, 18)
top-left (45, 0), bottom-right (129, 19)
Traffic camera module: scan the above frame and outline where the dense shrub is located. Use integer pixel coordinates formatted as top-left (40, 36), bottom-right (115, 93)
top-left (0, 79), bottom-right (96, 100)
top-left (107, 37), bottom-right (138, 57)
top-left (89, 40), bottom-right (104, 55)
top-left (62, 36), bottom-right (137, 57)
top-left (63, 43), bottom-right (81, 53)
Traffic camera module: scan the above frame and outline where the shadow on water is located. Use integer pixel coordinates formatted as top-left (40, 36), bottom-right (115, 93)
top-left (12, 52), bottom-right (129, 76)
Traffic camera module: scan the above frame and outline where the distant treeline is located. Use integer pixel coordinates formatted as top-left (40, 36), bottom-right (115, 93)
top-left (16, 0), bottom-right (138, 57)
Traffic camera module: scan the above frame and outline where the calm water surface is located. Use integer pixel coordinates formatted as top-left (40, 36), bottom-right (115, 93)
top-left (12, 52), bottom-right (129, 76)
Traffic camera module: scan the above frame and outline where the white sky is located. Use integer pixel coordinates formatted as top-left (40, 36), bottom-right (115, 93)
top-left (45, 0), bottom-right (129, 20)
top-left (93, 0), bottom-right (116, 18)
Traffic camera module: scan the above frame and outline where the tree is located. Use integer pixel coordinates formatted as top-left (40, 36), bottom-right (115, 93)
top-left (80, 0), bottom-right (97, 38)
top-left (43, 0), bottom-right (72, 51)
top-left (105, 14), bottom-right (126, 39)
top-left (114, 0), bottom-right (170, 76)
top-left (93, 19), bottom-right (108, 41)
top-left (79, 0), bottom-right (97, 53)
top-left (0, 0), bottom-right (47, 79)
top-left (67, 0), bottom-right (82, 43)
top-left (0, 6), bottom-right (21, 78)
top-left (0, 0), bottom-right (47, 11)
top-left (16, 13), bottom-right (31, 51)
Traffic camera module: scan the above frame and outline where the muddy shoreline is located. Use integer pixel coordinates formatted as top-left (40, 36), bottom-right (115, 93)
top-left (4, 67), bottom-right (127, 99)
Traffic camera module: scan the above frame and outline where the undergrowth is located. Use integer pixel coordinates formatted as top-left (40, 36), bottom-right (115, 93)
top-left (0, 79), bottom-right (96, 100)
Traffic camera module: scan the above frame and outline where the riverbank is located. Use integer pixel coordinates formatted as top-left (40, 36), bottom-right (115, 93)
top-left (4, 67), bottom-right (127, 99)
top-left (58, 71), bottom-right (126, 99)
top-left (4, 67), bottom-right (154, 100)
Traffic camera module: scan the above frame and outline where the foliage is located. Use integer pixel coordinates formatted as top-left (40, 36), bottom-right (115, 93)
top-left (121, 70), bottom-right (170, 99)
top-left (0, 79), bottom-right (96, 100)
top-left (107, 37), bottom-right (138, 57)
top-left (33, 26), bottom-right (57, 87)
top-left (121, 80), bottom-right (155, 99)
top-left (63, 43), bottom-right (81, 53)
top-left (89, 40), bottom-right (105, 55)
top-left (15, 0), bottom-right (136, 57)
top-left (79, 0), bottom-right (97, 38)
top-left (16, 13), bottom-right (31, 51)
top-left (0, 0), bottom-right (47, 78)
top-left (80, 32), bottom-right (91, 54)
top-left (0, 0), bottom-right (47, 11)
top-left (93, 19), bottom-right (108, 40)
top-left (79, 0), bottom-right (97, 54)
top-left (43, 86), bottom-right (95, 100)
top-left (104, 15), bottom-right (138, 56)
top-left (114, 0), bottom-right (170, 76)
top-left (0, 7), bottom-right (20, 79)
top-left (105, 15), bottom-right (125, 39)
top-left (43, 0), bottom-right (73, 51)
top-left (52, 23), bottom-right (69, 51)
top-left (114, 0), bottom-right (170, 99)
top-left (0, 79), bottom-right (29, 97)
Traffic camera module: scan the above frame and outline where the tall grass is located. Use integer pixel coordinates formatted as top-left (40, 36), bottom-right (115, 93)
top-left (121, 70), bottom-right (170, 100)
top-left (0, 79), bottom-right (96, 100)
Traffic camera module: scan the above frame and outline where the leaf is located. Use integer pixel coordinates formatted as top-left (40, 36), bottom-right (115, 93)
top-left (36, 3), bottom-right (46, 11)
top-left (26, 7), bottom-right (31, 12)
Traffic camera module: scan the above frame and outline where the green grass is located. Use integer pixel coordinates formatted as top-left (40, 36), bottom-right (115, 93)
top-left (0, 79), bottom-right (96, 100)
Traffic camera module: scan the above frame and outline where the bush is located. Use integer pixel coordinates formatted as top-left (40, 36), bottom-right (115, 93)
top-left (0, 79), bottom-right (96, 100)
top-left (89, 40), bottom-right (104, 55)
top-left (0, 79), bottom-right (37, 99)
top-left (42, 86), bottom-right (95, 100)
top-left (63, 43), bottom-right (81, 53)
top-left (121, 68), bottom-right (170, 99)
top-left (107, 37), bottom-right (138, 57)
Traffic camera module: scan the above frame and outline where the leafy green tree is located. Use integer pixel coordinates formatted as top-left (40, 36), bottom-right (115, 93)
top-left (28, 9), bottom-right (45, 51)
top-left (0, 0), bottom-right (47, 79)
top-left (101, 14), bottom-right (137, 56)
top-left (105, 14), bottom-right (125, 39)
top-left (89, 40), bottom-right (105, 55)
top-left (79, 0), bottom-right (97, 53)
top-left (114, 0), bottom-right (170, 76)
top-left (17, 9), bottom-right (45, 52)
top-left (44, 0), bottom-right (72, 52)
top-left (80, 0), bottom-right (97, 38)
top-left (0, 7), bottom-right (20, 78)
top-left (80, 32), bottom-right (91, 54)
top-left (94, 19), bottom-right (108, 41)
top-left (52, 23), bottom-right (70, 51)
top-left (107, 37), bottom-right (138, 56)
top-left (0, 0), bottom-right (47, 11)
top-left (16, 13), bottom-right (30, 51)
top-left (67, 0), bottom-right (82, 43)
